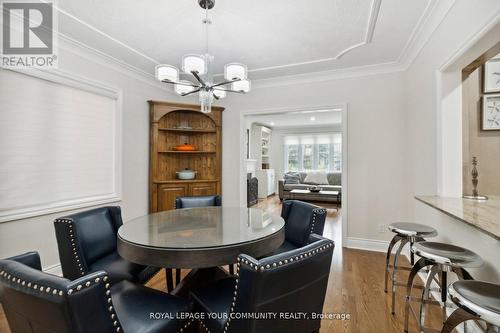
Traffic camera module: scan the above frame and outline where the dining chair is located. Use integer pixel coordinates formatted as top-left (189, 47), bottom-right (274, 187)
top-left (174, 195), bottom-right (221, 209)
top-left (53, 206), bottom-right (161, 285)
top-left (271, 200), bottom-right (327, 255)
top-left (174, 195), bottom-right (230, 281)
top-left (190, 234), bottom-right (334, 333)
top-left (0, 252), bottom-right (195, 333)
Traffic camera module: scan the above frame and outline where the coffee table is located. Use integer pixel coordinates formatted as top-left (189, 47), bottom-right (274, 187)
top-left (289, 189), bottom-right (340, 210)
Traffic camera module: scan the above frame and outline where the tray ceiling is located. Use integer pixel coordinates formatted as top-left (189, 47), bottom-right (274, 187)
top-left (57, 0), bottom-right (436, 80)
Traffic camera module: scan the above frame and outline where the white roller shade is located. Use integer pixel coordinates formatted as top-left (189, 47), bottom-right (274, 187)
top-left (0, 70), bottom-right (121, 222)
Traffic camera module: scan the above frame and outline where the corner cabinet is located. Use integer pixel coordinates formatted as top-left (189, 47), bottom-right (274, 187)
top-left (148, 100), bottom-right (224, 212)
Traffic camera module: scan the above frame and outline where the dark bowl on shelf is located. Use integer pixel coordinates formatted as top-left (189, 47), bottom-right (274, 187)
top-left (309, 186), bottom-right (322, 193)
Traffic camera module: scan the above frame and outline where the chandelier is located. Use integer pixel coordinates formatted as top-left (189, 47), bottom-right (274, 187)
top-left (155, 0), bottom-right (251, 113)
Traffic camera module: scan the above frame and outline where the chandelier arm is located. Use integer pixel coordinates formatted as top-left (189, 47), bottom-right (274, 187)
top-left (220, 89), bottom-right (247, 94)
top-left (210, 78), bottom-right (240, 88)
top-left (181, 88), bottom-right (201, 97)
top-left (161, 80), bottom-right (200, 88)
top-left (191, 71), bottom-right (206, 87)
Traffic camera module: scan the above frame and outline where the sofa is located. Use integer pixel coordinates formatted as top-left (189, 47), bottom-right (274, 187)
top-left (278, 171), bottom-right (341, 203)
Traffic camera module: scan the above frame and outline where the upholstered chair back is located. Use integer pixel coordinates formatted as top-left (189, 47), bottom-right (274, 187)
top-left (0, 252), bottom-right (120, 333)
top-left (54, 206), bottom-right (123, 280)
top-left (227, 234), bottom-right (334, 333)
top-left (281, 200), bottom-right (327, 247)
top-left (175, 195), bottom-right (222, 209)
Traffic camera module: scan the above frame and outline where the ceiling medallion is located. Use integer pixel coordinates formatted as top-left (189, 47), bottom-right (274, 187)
top-left (155, 0), bottom-right (251, 113)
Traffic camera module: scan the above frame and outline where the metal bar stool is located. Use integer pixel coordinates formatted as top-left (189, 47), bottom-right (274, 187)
top-left (385, 222), bottom-right (438, 315)
top-left (404, 242), bottom-right (483, 333)
top-left (442, 280), bottom-right (500, 333)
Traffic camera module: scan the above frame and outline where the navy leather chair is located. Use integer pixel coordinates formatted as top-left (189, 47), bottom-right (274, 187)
top-left (174, 195), bottom-right (221, 209)
top-left (191, 234), bottom-right (334, 333)
top-left (0, 252), bottom-right (194, 333)
top-left (174, 195), bottom-right (226, 281)
top-left (271, 200), bottom-right (327, 255)
top-left (54, 206), bottom-right (160, 285)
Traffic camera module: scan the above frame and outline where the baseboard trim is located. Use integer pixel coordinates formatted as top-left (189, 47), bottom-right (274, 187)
top-left (345, 237), bottom-right (389, 253)
top-left (44, 263), bottom-right (62, 276)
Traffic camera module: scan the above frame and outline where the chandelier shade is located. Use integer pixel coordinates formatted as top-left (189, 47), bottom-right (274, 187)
top-left (175, 80), bottom-right (196, 95)
top-left (224, 63), bottom-right (247, 81)
top-left (232, 79), bottom-right (251, 93)
top-left (156, 0), bottom-right (250, 113)
top-left (182, 54), bottom-right (206, 75)
top-left (213, 89), bottom-right (226, 99)
top-left (155, 64), bottom-right (179, 82)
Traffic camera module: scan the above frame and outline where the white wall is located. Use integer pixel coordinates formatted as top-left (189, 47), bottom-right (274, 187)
top-left (222, 72), bottom-right (409, 245)
top-left (0, 40), bottom-right (189, 271)
top-left (405, 0), bottom-right (500, 282)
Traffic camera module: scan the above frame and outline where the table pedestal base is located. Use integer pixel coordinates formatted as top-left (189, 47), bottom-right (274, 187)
top-left (171, 267), bottom-right (229, 298)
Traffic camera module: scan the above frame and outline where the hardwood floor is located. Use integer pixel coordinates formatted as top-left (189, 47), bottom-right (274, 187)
top-left (0, 196), bottom-right (444, 333)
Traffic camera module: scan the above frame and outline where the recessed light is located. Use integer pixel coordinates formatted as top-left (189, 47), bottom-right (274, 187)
top-left (270, 122), bottom-right (275, 126)
top-left (310, 117), bottom-right (316, 121)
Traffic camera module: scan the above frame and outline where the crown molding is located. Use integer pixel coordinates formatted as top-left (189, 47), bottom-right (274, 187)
top-left (247, 0), bottom-right (382, 75)
top-left (51, 0), bottom-right (454, 90)
top-left (397, 0), bottom-right (456, 68)
top-left (250, 0), bottom-right (454, 89)
top-left (251, 61), bottom-right (406, 89)
top-left (57, 32), bottom-right (176, 94)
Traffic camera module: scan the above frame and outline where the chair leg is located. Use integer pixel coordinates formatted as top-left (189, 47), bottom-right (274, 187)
top-left (404, 257), bottom-right (431, 333)
top-left (385, 234), bottom-right (402, 293)
top-left (165, 268), bottom-right (174, 292)
top-left (176, 268), bottom-right (181, 285)
top-left (392, 238), bottom-right (409, 314)
top-left (419, 265), bottom-right (440, 331)
top-left (441, 307), bottom-right (478, 333)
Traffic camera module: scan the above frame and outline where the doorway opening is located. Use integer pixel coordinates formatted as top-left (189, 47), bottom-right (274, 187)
top-left (240, 105), bottom-right (348, 247)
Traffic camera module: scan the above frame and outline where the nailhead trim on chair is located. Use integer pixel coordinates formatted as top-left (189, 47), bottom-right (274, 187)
top-left (200, 320), bottom-right (210, 332)
top-left (310, 208), bottom-right (327, 235)
top-left (219, 240), bottom-right (334, 333)
top-left (177, 318), bottom-right (194, 333)
top-left (67, 275), bottom-right (122, 332)
top-left (55, 219), bottom-right (86, 276)
top-left (0, 270), bottom-right (122, 331)
top-left (0, 270), bottom-right (65, 296)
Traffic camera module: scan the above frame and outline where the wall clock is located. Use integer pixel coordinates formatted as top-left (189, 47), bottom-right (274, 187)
top-left (483, 58), bottom-right (500, 93)
top-left (482, 94), bottom-right (500, 130)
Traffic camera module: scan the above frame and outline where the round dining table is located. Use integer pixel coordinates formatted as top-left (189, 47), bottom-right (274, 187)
top-left (117, 206), bottom-right (285, 296)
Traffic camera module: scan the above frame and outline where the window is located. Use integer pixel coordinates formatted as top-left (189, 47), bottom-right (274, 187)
top-left (318, 144), bottom-right (330, 170)
top-left (0, 70), bottom-right (122, 223)
top-left (303, 144), bottom-right (313, 170)
top-left (284, 133), bottom-right (341, 172)
top-left (287, 144), bottom-right (299, 171)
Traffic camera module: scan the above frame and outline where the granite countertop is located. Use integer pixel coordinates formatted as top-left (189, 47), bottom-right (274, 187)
top-left (415, 195), bottom-right (500, 240)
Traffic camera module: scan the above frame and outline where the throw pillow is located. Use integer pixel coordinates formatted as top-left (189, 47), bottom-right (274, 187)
top-left (284, 172), bottom-right (301, 184)
top-left (303, 171), bottom-right (329, 185)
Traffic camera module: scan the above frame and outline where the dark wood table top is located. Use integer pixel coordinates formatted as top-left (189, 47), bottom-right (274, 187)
top-left (117, 207), bottom-right (285, 268)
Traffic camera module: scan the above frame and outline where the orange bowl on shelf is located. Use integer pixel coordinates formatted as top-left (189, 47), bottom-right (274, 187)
top-left (174, 143), bottom-right (197, 151)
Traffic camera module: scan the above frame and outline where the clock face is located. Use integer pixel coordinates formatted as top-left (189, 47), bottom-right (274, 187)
top-left (483, 95), bottom-right (500, 130)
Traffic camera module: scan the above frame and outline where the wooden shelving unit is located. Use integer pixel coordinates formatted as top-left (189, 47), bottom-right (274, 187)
top-left (158, 128), bottom-right (217, 133)
top-left (148, 100), bottom-right (224, 212)
top-left (158, 151), bottom-right (217, 154)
